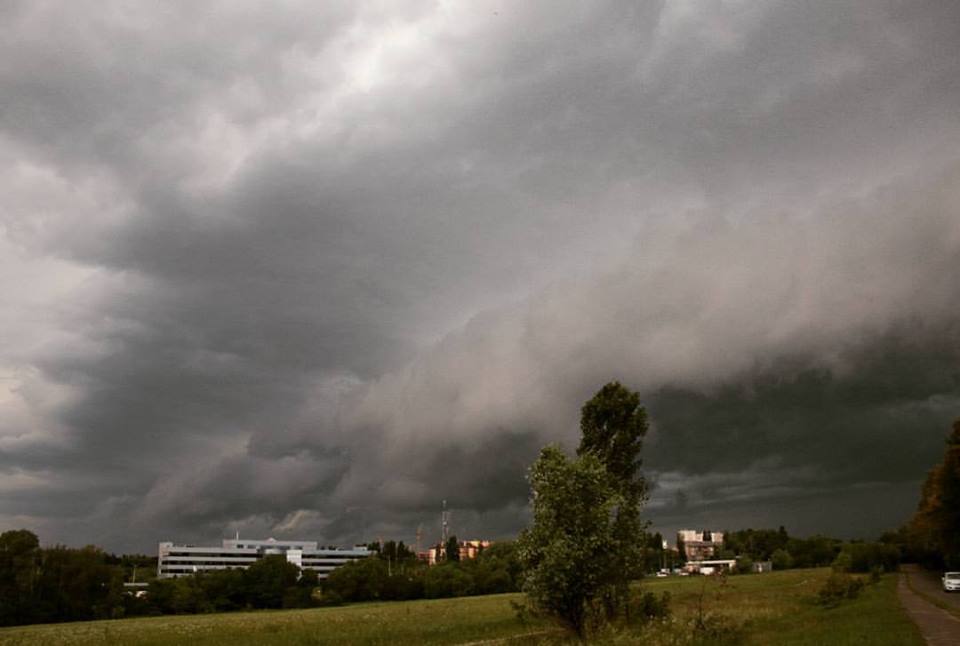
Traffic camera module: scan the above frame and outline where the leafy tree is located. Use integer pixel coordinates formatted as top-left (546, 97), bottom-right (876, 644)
top-left (0, 529), bottom-right (41, 625)
top-left (242, 555), bottom-right (300, 608)
top-left (424, 562), bottom-right (474, 598)
top-left (445, 535), bottom-right (461, 562)
top-left (34, 545), bottom-right (124, 622)
top-left (786, 535), bottom-right (841, 568)
top-left (838, 543), bottom-right (900, 573)
top-left (907, 418), bottom-right (960, 568)
top-left (577, 381), bottom-right (649, 617)
top-left (770, 548), bottom-right (793, 571)
top-left (478, 541), bottom-right (521, 589)
top-left (518, 445), bottom-right (622, 638)
top-left (723, 527), bottom-right (790, 561)
top-left (469, 557), bottom-right (514, 594)
top-left (378, 540), bottom-right (415, 563)
top-left (323, 556), bottom-right (388, 602)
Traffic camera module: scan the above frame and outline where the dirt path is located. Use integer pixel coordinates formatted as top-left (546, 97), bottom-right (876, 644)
top-left (898, 566), bottom-right (960, 645)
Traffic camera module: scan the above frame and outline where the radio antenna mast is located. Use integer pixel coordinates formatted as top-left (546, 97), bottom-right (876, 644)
top-left (441, 500), bottom-right (450, 545)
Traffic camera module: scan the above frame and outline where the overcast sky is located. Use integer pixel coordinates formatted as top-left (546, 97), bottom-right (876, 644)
top-left (2, 0), bottom-right (959, 553)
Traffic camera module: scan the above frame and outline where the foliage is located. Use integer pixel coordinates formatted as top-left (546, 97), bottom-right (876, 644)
top-left (424, 563), bottom-right (474, 598)
top-left (0, 568), bottom-right (925, 646)
top-left (785, 535), bottom-right (843, 568)
top-left (576, 381), bottom-right (649, 617)
top-left (723, 526), bottom-right (790, 561)
top-left (322, 556), bottom-right (389, 602)
top-left (242, 555), bottom-right (302, 608)
top-left (367, 540), bottom-right (416, 563)
top-left (630, 589), bottom-right (671, 622)
top-left (321, 540), bottom-right (520, 604)
top-left (817, 572), bottom-right (865, 608)
top-left (906, 418), bottom-right (960, 568)
top-left (640, 531), bottom-right (678, 574)
top-left (517, 445), bottom-right (622, 637)
top-left (0, 531), bottom-right (126, 626)
top-left (838, 542), bottom-right (900, 574)
top-left (445, 535), bottom-right (461, 562)
top-left (771, 548), bottom-right (794, 571)
top-left (724, 529), bottom-right (893, 574)
top-left (146, 555), bottom-right (317, 615)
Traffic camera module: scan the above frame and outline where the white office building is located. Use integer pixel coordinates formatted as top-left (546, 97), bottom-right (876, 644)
top-left (158, 537), bottom-right (370, 578)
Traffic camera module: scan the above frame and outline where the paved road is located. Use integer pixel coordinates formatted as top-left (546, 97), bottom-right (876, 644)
top-left (905, 565), bottom-right (960, 611)
top-left (899, 565), bottom-right (960, 645)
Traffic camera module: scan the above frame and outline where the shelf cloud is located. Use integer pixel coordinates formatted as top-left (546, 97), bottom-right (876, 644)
top-left (1, 0), bottom-right (959, 551)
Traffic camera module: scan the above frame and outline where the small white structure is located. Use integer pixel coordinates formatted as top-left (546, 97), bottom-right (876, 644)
top-left (752, 561), bottom-right (773, 573)
top-left (684, 559), bottom-right (737, 575)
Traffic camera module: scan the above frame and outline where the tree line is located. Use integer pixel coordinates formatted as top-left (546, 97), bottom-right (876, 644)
top-left (0, 528), bottom-right (521, 626)
top-left (322, 540), bottom-right (520, 603)
top-left (895, 418), bottom-right (960, 569)
top-left (0, 530), bottom-right (146, 626)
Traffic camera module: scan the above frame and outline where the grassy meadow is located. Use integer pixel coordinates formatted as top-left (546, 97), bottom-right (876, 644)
top-left (0, 568), bottom-right (922, 645)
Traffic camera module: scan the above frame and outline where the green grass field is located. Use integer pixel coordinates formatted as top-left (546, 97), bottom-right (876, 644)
top-left (0, 569), bottom-right (923, 645)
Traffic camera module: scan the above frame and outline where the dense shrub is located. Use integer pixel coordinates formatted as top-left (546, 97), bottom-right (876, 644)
top-left (322, 541), bottom-right (521, 604)
top-left (770, 548), bottom-right (793, 571)
top-left (842, 542), bottom-right (900, 573)
top-left (631, 590), bottom-right (671, 622)
top-left (0, 531), bottom-right (127, 626)
top-left (147, 555), bottom-right (317, 614)
top-left (424, 563), bottom-right (475, 598)
top-left (817, 573), bottom-right (865, 608)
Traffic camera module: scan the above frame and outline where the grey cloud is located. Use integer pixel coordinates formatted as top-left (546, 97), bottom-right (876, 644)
top-left (1, 1), bottom-right (959, 551)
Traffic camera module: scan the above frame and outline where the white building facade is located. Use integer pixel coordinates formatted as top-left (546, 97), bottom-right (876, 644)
top-left (158, 537), bottom-right (369, 578)
top-left (677, 529), bottom-right (725, 561)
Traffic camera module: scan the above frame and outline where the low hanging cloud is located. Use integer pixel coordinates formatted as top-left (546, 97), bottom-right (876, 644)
top-left (327, 166), bottom-right (960, 521)
top-left (1, 0), bottom-right (959, 551)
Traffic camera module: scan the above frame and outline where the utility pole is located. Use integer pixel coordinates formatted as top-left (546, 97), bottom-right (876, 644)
top-left (441, 500), bottom-right (449, 544)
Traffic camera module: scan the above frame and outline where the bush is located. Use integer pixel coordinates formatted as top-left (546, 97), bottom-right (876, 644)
top-left (630, 590), bottom-right (671, 622)
top-left (424, 563), bottom-right (475, 598)
top-left (770, 548), bottom-right (793, 571)
top-left (323, 557), bottom-right (388, 602)
top-left (831, 551), bottom-right (852, 573)
top-left (844, 542), bottom-right (900, 573)
top-left (736, 556), bottom-right (753, 575)
top-left (817, 573), bottom-right (865, 608)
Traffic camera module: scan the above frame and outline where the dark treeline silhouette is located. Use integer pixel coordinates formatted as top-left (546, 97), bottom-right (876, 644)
top-left (0, 528), bottom-right (317, 625)
top-left (0, 529), bottom-right (131, 626)
top-left (720, 527), bottom-right (898, 574)
top-left (898, 418), bottom-right (960, 570)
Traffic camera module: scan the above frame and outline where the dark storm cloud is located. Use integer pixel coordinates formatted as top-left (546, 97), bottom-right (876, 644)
top-left (1, 0), bottom-right (959, 551)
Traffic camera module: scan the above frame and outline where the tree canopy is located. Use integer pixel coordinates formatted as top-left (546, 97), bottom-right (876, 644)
top-left (518, 381), bottom-right (650, 637)
top-left (577, 381), bottom-right (649, 617)
top-left (907, 418), bottom-right (960, 568)
top-left (518, 446), bottom-right (622, 637)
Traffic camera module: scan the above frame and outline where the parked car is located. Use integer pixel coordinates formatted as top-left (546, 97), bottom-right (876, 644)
top-left (942, 572), bottom-right (960, 592)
